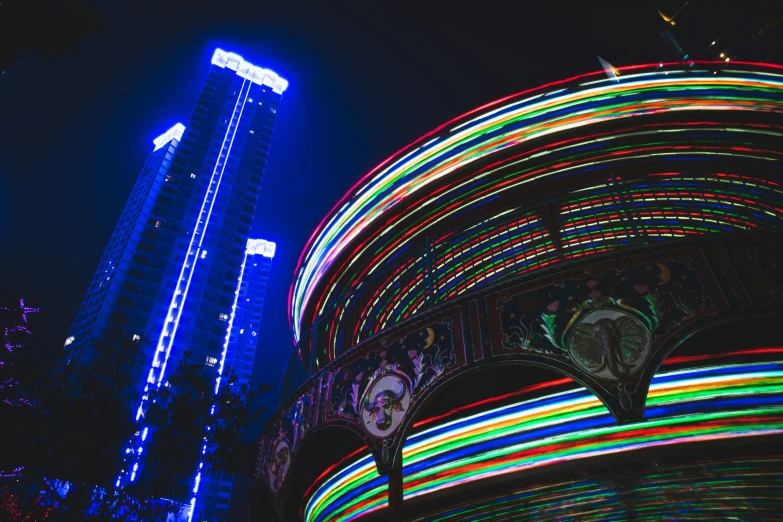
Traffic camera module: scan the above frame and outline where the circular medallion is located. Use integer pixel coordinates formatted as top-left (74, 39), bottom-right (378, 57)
top-left (568, 308), bottom-right (652, 381)
top-left (267, 440), bottom-right (290, 493)
top-left (361, 372), bottom-right (411, 437)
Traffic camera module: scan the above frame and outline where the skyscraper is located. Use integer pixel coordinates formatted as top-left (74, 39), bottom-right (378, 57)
top-left (224, 239), bottom-right (275, 391)
top-left (194, 238), bottom-right (274, 522)
top-left (59, 49), bottom-right (286, 517)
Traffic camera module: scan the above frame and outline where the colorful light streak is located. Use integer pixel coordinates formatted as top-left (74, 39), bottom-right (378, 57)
top-left (303, 356), bottom-right (783, 521)
top-left (559, 172), bottom-right (783, 258)
top-left (411, 456), bottom-right (783, 521)
top-left (325, 210), bottom-right (560, 352)
top-left (291, 63), bottom-right (783, 363)
top-left (315, 167), bottom-right (783, 360)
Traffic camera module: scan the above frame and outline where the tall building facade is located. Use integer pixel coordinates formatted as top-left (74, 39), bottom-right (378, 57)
top-left (193, 238), bottom-right (274, 522)
top-left (59, 49), bottom-right (286, 518)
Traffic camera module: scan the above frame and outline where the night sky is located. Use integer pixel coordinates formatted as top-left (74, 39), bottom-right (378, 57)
top-left (0, 0), bottom-right (743, 411)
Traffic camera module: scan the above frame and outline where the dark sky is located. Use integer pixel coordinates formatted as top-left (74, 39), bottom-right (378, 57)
top-left (1, 0), bottom-right (740, 406)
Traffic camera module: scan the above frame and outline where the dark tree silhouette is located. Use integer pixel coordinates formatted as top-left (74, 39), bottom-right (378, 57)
top-left (0, 299), bottom-right (39, 484)
top-left (0, 487), bottom-right (55, 521)
top-left (1, 302), bottom-right (267, 520)
top-left (0, 299), bottom-right (38, 408)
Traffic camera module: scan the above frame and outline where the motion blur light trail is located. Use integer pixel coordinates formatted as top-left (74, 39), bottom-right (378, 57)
top-left (558, 173), bottom-right (783, 258)
top-left (291, 63), bottom-right (783, 348)
top-left (411, 456), bottom-right (783, 521)
top-left (303, 352), bottom-right (783, 521)
top-left (330, 171), bottom-right (783, 356)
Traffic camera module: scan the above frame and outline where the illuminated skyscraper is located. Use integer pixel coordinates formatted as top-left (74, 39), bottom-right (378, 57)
top-left (59, 49), bottom-right (286, 520)
top-left (224, 239), bottom-right (275, 390)
top-left (193, 238), bottom-right (275, 522)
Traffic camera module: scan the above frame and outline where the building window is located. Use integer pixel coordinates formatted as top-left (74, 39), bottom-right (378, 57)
top-left (200, 250), bottom-right (208, 259)
top-left (205, 356), bottom-right (218, 367)
top-left (218, 313), bottom-right (229, 321)
top-left (164, 174), bottom-right (174, 182)
top-left (154, 220), bottom-right (162, 228)
top-left (132, 334), bottom-right (141, 341)
top-left (249, 130), bottom-right (254, 134)
top-left (190, 173), bottom-right (197, 179)
top-left (64, 336), bottom-right (75, 347)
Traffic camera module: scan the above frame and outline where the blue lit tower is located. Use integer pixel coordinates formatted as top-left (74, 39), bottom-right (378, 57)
top-left (224, 239), bottom-right (275, 391)
top-left (58, 49), bottom-right (286, 511)
top-left (194, 238), bottom-right (275, 522)
top-left (60, 122), bottom-right (186, 371)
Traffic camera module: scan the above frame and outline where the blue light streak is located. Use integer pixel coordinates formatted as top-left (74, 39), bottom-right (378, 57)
top-left (188, 240), bottom-right (251, 519)
top-left (152, 79), bottom-right (249, 390)
top-left (122, 76), bottom-right (252, 492)
top-left (183, 77), bottom-right (254, 522)
top-left (215, 248), bottom-right (249, 393)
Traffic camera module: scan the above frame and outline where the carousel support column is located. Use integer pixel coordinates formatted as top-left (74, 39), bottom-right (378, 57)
top-left (387, 465), bottom-right (404, 522)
